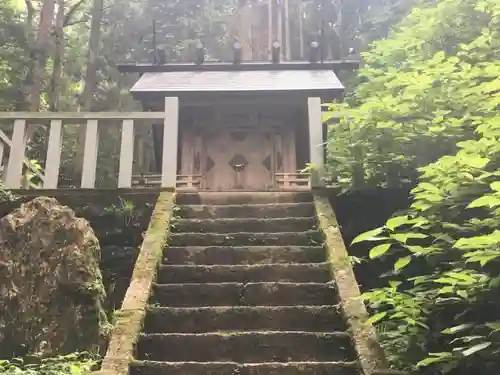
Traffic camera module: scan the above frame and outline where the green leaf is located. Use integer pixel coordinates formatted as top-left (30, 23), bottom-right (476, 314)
top-left (388, 280), bottom-right (402, 288)
top-left (369, 243), bottom-right (391, 259)
top-left (391, 232), bottom-right (428, 243)
top-left (438, 286), bottom-right (454, 294)
top-left (351, 227), bottom-right (385, 244)
top-left (491, 182), bottom-right (500, 191)
top-left (407, 245), bottom-right (439, 254)
top-left (394, 256), bottom-right (412, 271)
top-left (447, 272), bottom-right (476, 283)
top-left (442, 323), bottom-right (473, 334)
top-left (457, 290), bottom-right (468, 299)
top-left (485, 322), bottom-right (500, 331)
top-left (467, 195), bottom-right (500, 209)
top-left (434, 277), bottom-right (460, 285)
top-left (417, 352), bottom-right (453, 367)
top-left (415, 193), bottom-right (443, 203)
top-left (418, 182), bottom-right (441, 193)
top-left (455, 233), bottom-right (500, 249)
top-left (386, 215), bottom-right (410, 231)
top-left (461, 155), bottom-right (490, 169)
top-left (366, 312), bottom-right (387, 325)
top-left (461, 342), bottom-right (491, 357)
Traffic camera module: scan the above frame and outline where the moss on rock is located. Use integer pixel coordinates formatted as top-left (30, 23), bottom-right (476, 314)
top-left (0, 197), bottom-right (108, 357)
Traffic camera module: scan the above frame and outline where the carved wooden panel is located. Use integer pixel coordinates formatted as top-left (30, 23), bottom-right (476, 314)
top-left (204, 128), bottom-right (272, 190)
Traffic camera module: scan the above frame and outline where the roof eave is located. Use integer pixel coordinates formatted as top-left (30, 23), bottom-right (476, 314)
top-left (131, 88), bottom-right (345, 104)
top-left (117, 60), bottom-right (360, 74)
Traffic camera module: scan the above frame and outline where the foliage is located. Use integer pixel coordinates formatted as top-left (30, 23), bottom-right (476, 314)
top-left (0, 184), bottom-right (17, 203)
top-left (0, 353), bottom-right (99, 375)
top-left (324, 0), bottom-right (500, 193)
top-left (357, 119), bottom-right (500, 372)
top-left (330, 0), bottom-right (500, 373)
top-left (101, 197), bottom-right (137, 227)
top-left (344, 0), bottom-right (500, 374)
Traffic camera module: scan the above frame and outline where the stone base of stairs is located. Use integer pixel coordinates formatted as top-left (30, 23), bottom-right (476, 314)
top-left (130, 360), bottom-right (360, 375)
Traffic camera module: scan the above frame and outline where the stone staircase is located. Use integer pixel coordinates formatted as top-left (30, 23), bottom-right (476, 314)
top-left (129, 192), bottom-right (360, 375)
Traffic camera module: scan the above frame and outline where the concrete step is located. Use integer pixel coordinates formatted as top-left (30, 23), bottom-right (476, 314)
top-left (168, 231), bottom-right (324, 247)
top-left (177, 202), bottom-right (315, 219)
top-left (136, 331), bottom-right (355, 362)
top-left (157, 263), bottom-right (330, 284)
top-left (150, 282), bottom-right (337, 307)
top-left (171, 217), bottom-right (317, 233)
top-left (130, 360), bottom-right (359, 375)
top-left (162, 246), bottom-right (326, 265)
top-left (143, 305), bottom-right (346, 333)
top-left (175, 192), bottom-right (312, 205)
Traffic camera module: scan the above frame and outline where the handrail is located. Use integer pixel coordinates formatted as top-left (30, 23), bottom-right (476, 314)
top-left (0, 112), bottom-right (164, 121)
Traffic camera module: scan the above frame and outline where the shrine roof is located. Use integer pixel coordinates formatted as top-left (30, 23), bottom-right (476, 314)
top-left (129, 69), bottom-right (344, 95)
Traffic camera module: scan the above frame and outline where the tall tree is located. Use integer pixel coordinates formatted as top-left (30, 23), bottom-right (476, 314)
top-left (49, 0), bottom-right (66, 112)
top-left (23, 0), bottom-right (56, 111)
top-left (73, 0), bottom-right (103, 183)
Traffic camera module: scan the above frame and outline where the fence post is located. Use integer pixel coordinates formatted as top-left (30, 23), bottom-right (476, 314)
top-left (118, 119), bottom-right (135, 188)
top-left (5, 120), bottom-right (27, 189)
top-left (81, 119), bottom-right (99, 188)
top-left (44, 119), bottom-right (63, 188)
top-left (161, 97), bottom-right (179, 188)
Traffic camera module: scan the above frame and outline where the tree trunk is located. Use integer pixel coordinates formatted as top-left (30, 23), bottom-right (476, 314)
top-left (284, 0), bottom-right (291, 60)
top-left (49, 0), bottom-right (65, 112)
top-left (277, 0), bottom-right (283, 57)
top-left (25, 0), bottom-right (56, 112)
top-left (81, 0), bottom-right (103, 111)
top-left (73, 0), bottom-right (103, 185)
top-left (298, 0), bottom-right (304, 59)
top-left (267, 0), bottom-right (273, 59)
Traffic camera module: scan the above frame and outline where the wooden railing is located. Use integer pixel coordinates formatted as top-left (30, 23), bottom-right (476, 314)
top-left (132, 174), bottom-right (203, 191)
top-left (275, 172), bottom-right (311, 190)
top-left (0, 112), bottom-right (165, 189)
top-left (176, 174), bottom-right (203, 190)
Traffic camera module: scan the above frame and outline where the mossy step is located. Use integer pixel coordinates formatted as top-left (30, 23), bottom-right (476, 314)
top-left (168, 231), bottom-right (324, 247)
top-left (163, 246), bottom-right (326, 265)
top-left (177, 202), bottom-right (315, 219)
top-left (171, 217), bottom-right (316, 233)
top-left (157, 263), bottom-right (330, 284)
top-left (136, 331), bottom-right (355, 362)
top-left (143, 305), bottom-right (346, 333)
top-left (130, 360), bottom-right (359, 375)
top-left (151, 282), bottom-right (337, 307)
top-left (175, 192), bottom-right (312, 205)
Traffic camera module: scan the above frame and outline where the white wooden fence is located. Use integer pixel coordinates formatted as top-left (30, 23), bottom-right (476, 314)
top-left (0, 111), bottom-right (166, 189)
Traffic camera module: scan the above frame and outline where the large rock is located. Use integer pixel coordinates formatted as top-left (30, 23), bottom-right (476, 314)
top-left (0, 197), bottom-right (108, 357)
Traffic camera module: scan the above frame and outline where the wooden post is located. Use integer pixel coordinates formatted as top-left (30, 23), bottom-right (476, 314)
top-left (81, 119), bottom-right (99, 188)
top-left (44, 119), bottom-right (63, 188)
top-left (5, 120), bottom-right (27, 188)
top-left (0, 139), bottom-right (4, 181)
top-left (162, 97), bottom-right (179, 188)
top-left (118, 119), bottom-right (135, 188)
top-left (308, 97), bottom-right (324, 187)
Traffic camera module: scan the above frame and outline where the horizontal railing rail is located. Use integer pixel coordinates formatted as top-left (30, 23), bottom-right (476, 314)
top-left (275, 172), bottom-right (311, 190)
top-left (0, 112), bottom-right (164, 122)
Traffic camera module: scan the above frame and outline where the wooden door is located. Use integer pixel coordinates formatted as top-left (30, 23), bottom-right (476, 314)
top-left (204, 128), bottom-right (273, 190)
